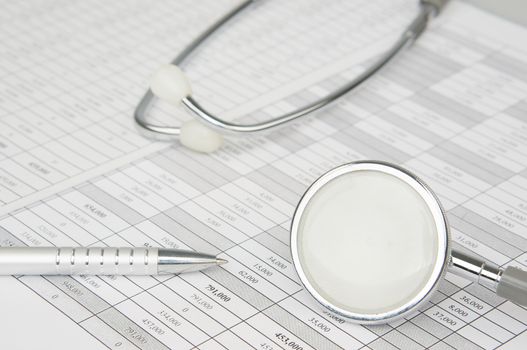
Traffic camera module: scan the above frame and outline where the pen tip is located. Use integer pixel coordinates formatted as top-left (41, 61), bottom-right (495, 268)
top-left (216, 258), bottom-right (228, 265)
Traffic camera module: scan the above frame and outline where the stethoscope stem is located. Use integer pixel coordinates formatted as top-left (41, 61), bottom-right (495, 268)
top-left (449, 249), bottom-right (503, 290)
top-left (449, 249), bottom-right (527, 306)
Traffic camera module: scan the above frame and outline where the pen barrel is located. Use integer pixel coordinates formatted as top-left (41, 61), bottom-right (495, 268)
top-left (0, 247), bottom-right (158, 275)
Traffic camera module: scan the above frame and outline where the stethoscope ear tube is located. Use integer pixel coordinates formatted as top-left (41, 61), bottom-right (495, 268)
top-left (134, 0), bottom-right (439, 144)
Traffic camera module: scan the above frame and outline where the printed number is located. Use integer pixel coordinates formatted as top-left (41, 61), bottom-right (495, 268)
top-left (460, 296), bottom-right (484, 310)
top-left (260, 343), bottom-right (275, 350)
top-left (124, 327), bottom-right (147, 344)
top-left (448, 304), bottom-right (468, 317)
top-left (253, 263), bottom-right (273, 277)
top-left (275, 333), bottom-right (303, 350)
top-left (433, 311), bottom-right (457, 327)
top-left (158, 310), bottom-right (182, 327)
top-left (493, 215), bottom-right (514, 228)
top-left (308, 317), bottom-right (331, 332)
top-left (322, 310), bottom-right (345, 324)
top-left (239, 270), bottom-right (259, 283)
top-left (190, 293), bottom-right (213, 310)
top-left (259, 192), bottom-right (274, 202)
top-left (505, 209), bottom-right (526, 222)
top-left (205, 284), bottom-right (231, 302)
top-left (142, 319), bottom-right (165, 335)
top-left (268, 256), bottom-right (287, 270)
top-left (206, 217), bottom-right (221, 228)
top-left (246, 196), bottom-right (263, 209)
top-left (456, 234), bottom-right (478, 249)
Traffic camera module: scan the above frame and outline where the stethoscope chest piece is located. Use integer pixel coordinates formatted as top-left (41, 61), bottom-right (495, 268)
top-left (290, 161), bottom-right (450, 324)
top-left (290, 160), bottom-right (527, 324)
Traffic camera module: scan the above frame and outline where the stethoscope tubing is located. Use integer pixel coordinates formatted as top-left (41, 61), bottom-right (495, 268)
top-left (134, 0), bottom-right (440, 137)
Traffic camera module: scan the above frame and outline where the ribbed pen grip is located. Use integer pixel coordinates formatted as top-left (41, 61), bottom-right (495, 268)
top-left (0, 247), bottom-right (158, 275)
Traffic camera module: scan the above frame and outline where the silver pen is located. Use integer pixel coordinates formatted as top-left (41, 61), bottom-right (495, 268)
top-left (0, 247), bottom-right (227, 275)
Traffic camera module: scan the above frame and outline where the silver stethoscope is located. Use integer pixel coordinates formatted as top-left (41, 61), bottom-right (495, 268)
top-left (134, 0), bottom-right (447, 153)
top-left (290, 161), bottom-right (527, 324)
top-left (133, 1), bottom-right (527, 324)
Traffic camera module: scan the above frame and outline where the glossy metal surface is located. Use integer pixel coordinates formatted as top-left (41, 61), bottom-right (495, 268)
top-left (0, 247), bottom-right (158, 275)
top-left (134, 0), bottom-right (254, 139)
top-left (157, 248), bottom-right (227, 274)
top-left (134, 0), bottom-right (445, 137)
top-left (449, 249), bottom-right (503, 291)
top-left (0, 247), bottom-right (225, 275)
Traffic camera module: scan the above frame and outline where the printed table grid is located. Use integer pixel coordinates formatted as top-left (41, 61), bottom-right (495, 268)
top-left (1, 0), bottom-right (527, 349)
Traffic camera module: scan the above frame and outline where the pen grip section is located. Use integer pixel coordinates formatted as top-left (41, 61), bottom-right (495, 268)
top-left (57, 247), bottom-right (158, 275)
top-left (0, 247), bottom-right (158, 275)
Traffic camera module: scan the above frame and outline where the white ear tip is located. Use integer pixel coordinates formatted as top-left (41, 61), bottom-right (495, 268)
top-left (150, 64), bottom-right (191, 105)
top-left (180, 120), bottom-right (223, 153)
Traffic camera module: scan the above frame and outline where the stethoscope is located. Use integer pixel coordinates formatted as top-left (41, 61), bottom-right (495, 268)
top-left (132, 0), bottom-right (527, 323)
top-left (290, 161), bottom-right (527, 324)
top-left (134, 0), bottom-right (449, 153)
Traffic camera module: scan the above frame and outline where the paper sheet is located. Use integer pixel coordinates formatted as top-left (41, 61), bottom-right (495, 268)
top-left (1, 0), bottom-right (527, 349)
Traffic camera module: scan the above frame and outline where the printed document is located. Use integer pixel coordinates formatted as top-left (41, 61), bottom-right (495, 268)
top-left (0, 0), bottom-right (526, 349)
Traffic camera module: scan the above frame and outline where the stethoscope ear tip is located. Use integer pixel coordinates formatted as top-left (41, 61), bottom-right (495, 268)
top-left (180, 120), bottom-right (224, 153)
top-left (149, 65), bottom-right (223, 153)
top-left (150, 64), bottom-right (192, 105)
